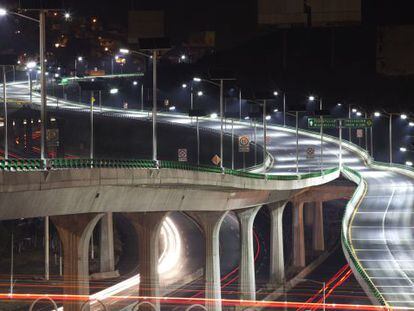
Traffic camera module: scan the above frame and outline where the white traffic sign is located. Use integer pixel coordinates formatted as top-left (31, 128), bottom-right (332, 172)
top-left (239, 135), bottom-right (250, 152)
top-left (306, 147), bottom-right (315, 159)
top-left (356, 129), bottom-right (364, 138)
top-left (178, 148), bottom-right (187, 162)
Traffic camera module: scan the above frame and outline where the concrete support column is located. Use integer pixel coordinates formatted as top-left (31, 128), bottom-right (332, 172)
top-left (235, 206), bottom-right (261, 301)
top-left (126, 212), bottom-right (168, 311)
top-left (292, 201), bottom-right (305, 268)
top-left (51, 213), bottom-right (104, 311)
top-left (268, 201), bottom-right (287, 285)
top-left (304, 202), bottom-right (314, 227)
top-left (187, 211), bottom-right (228, 311)
top-left (100, 212), bottom-right (115, 273)
top-left (313, 201), bottom-right (325, 252)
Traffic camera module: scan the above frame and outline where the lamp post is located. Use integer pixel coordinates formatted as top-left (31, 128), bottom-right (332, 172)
top-left (309, 95), bottom-right (325, 172)
top-left (120, 48), bottom-right (161, 163)
top-left (193, 77), bottom-right (235, 170)
top-left (74, 56), bottom-right (83, 76)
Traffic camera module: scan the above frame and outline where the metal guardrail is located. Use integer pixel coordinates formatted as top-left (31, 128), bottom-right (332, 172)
top-left (0, 158), bottom-right (339, 181)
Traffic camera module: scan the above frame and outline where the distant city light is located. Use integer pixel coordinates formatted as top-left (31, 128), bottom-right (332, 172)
top-left (54, 43), bottom-right (60, 48)
top-left (109, 88), bottom-right (118, 94)
top-left (273, 108), bottom-right (279, 112)
top-left (210, 113), bottom-right (218, 119)
top-left (193, 77), bottom-right (202, 82)
top-left (64, 12), bottom-right (70, 19)
top-left (197, 91), bottom-right (203, 96)
top-left (26, 61), bottom-right (36, 69)
top-left (169, 106), bottom-right (176, 111)
top-left (406, 161), bottom-right (413, 166)
top-left (352, 108), bottom-right (357, 113)
top-left (133, 81), bottom-right (138, 86)
top-left (119, 48), bottom-right (130, 54)
top-left (374, 112), bottom-right (381, 117)
top-left (104, 47), bottom-right (109, 51)
top-left (337, 103), bottom-right (342, 106)
top-left (409, 122), bottom-right (414, 127)
top-left (244, 116), bottom-right (250, 120)
top-left (308, 95), bottom-right (315, 101)
top-left (356, 112), bottom-right (362, 116)
top-left (400, 147), bottom-right (407, 152)
top-left (54, 73), bottom-right (60, 78)
top-left (0, 8), bottom-right (7, 16)
top-left (77, 56), bottom-right (83, 62)
top-left (273, 91), bottom-right (278, 96)
top-left (180, 55), bottom-right (186, 60)
top-left (401, 114), bottom-right (408, 120)
top-left (92, 18), bottom-right (97, 23)
top-left (266, 115), bottom-right (271, 120)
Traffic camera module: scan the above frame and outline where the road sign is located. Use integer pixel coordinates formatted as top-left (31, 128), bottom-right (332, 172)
top-left (307, 118), bottom-right (336, 129)
top-left (211, 155), bottom-right (221, 166)
top-left (46, 129), bottom-right (59, 147)
top-left (178, 148), bottom-right (187, 162)
top-left (342, 118), bottom-right (373, 128)
top-left (356, 129), bottom-right (364, 138)
top-left (306, 147), bottom-right (315, 159)
top-left (239, 135), bottom-right (250, 152)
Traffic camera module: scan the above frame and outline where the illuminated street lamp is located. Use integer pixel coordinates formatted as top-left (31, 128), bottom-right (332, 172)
top-left (401, 114), bottom-right (408, 120)
top-left (197, 91), bottom-right (203, 96)
top-left (182, 83), bottom-right (187, 89)
top-left (64, 12), bottom-right (70, 19)
top-left (109, 88), bottom-right (118, 94)
top-left (374, 111), bottom-right (381, 117)
top-left (0, 8), bottom-right (6, 16)
top-left (400, 147), bottom-right (407, 152)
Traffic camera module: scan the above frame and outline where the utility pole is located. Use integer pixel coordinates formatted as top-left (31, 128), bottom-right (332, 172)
top-left (40, 9), bottom-right (47, 164)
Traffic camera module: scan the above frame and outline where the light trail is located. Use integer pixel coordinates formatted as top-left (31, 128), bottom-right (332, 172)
top-left (0, 292), bottom-right (402, 310)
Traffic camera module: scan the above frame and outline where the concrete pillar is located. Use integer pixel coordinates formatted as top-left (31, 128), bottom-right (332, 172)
top-left (125, 212), bottom-right (168, 311)
top-left (187, 211), bottom-right (228, 311)
top-left (235, 206), bottom-right (261, 301)
top-left (292, 201), bottom-right (305, 268)
top-left (304, 202), bottom-right (314, 227)
top-left (100, 212), bottom-right (115, 273)
top-left (313, 201), bottom-right (325, 252)
top-left (51, 213), bottom-right (104, 311)
top-left (268, 201), bottom-right (287, 285)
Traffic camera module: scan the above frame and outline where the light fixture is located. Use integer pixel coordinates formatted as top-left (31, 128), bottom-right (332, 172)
top-left (180, 55), bottom-right (186, 60)
top-left (356, 112), bottom-right (362, 117)
top-left (308, 95), bottom-right (315, 101)
top-left (337, 103), bottom-right (342, 107)
top-left (169, 106), bottom-right (176, 111)
top-left (273, 91), bottom-right (278, 96)
top-left (374, 111), bottom-right (381, 117)
top-left (133, 81), bottom-right (138, 86)
top-left (265, 115), bottom-right (271, 120)
top-left (197, 91), bottom-right (203, 96)
top-left (352, 108), bottom-right (357, 113)
top-left (64, 12), bottom-right (70, 19)
top-left (0, 8), bottom-right (7, 16)
top-left (182, 83), bottom-right (187, 89)
top-left (77, 56), bottom-right (83, 62)
top-left (409, 122), bottom-right (414, 127)
top-left (273, 108), bottom-right (279, 112)
top-left (109, 88), bottom-right (118, 94)
top-left (400, 147), bottom-right (407, 152)
top-left (244, 116), bottom-right (250, 120)
top-left (193, 77), bottom-right (202, 82)
top-left (406, 161), bottom-right (413, 166)
top-left (210, 113), bottom-right (218, 119)
top-left (401, 114), bottom-right (408, 120)
top-left (119, 48), bottom-right (130, 54)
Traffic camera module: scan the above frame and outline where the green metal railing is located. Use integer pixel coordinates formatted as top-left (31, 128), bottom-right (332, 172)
top-left (0, 158), bottom-right (339, 181)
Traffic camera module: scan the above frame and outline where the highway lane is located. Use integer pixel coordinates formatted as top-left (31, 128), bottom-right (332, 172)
top-left (4, 81), bottom-right (414, 309)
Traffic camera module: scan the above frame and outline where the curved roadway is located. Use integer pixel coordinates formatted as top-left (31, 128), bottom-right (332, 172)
top-left (4, 81), bottom-right (414, 310)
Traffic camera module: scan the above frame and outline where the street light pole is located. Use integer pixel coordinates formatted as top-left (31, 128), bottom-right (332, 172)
top-left (39, 10), bottom-right (47, 163)
top-left (2, 65), bottom-right (8, 159)
top-left (90, 91), bottom-right (94, 160)
top-left (141, 83), bottom-right (144, 111)
top-left (339, 119), bottom-right (343, 169)
top-left (263, 100), bottom-right (267, 163)
top-left (389, 114), bottom-right (393, 164)
top-left (348, 104), bottom-right (352, 143)
top-left (296, 111), bottom-right (299, 174)
top-left (283, 92), bottom-right (286, 127)
top-left (239, 89), bottom-right (242, 120)
top-left (152, 50), bottom-right (158, 163)
top-left (219, 79), bottom-right (224, 170)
